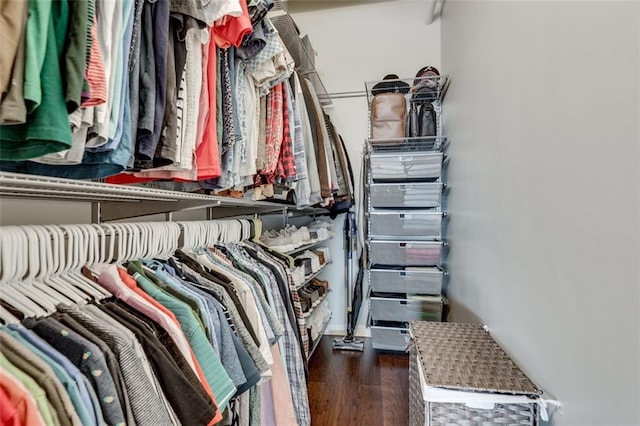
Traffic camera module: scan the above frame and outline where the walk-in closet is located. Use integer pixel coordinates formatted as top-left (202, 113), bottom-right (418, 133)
top-left (0, 0), bottom-right (638, 425)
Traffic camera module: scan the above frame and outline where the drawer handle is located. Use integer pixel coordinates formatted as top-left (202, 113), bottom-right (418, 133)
top-left (399, 243), bottom-right (406, 247)
top-left (400, 301), bottom-right (408, 305)
top-left (400, 330), bottom-right (408, 335)
top-left (399, 184), bottom-right (413, 191)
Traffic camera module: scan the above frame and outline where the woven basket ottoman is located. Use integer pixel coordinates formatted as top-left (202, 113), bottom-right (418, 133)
top-left (409, 322), bottom-right (543, 426)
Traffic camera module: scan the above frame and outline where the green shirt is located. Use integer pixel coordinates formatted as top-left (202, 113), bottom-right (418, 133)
top-left (23, 0), bottom-right (52, 112)
top-left (133, 272), bottom-right (237, 411)
top-left (0, 0), bottom-right (72, 160)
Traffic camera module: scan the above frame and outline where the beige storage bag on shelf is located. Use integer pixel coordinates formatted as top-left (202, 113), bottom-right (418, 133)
top-left (370, 93), bottom-right (407, 142)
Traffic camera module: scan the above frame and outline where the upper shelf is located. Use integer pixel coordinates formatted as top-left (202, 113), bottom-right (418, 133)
top-left (0, 172), bottom-right (327, 222)
top-left (365, 75), bottom-right (450, 104)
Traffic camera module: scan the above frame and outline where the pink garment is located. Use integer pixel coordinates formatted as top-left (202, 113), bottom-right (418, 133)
top-left (197, 28), bottom-right (221, 179)
top-left (82, 20), bottom-right (107, 107)
top-left (260, 382), bottom-right (277, 426)
top-left (213, 0), bottom-right (252, 48)
top-left (0, 371), bottom-right (46, 426)
top-left (195, 36), bottom-right (211, 157)
top-left (261, 83), bottom-right (284, 175)
top-left (269, 345), bottom-right (297, 426)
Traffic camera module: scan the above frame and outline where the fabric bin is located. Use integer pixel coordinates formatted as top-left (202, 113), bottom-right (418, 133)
top-left (369, 182), bottom-right (443, 209)
top-left (408, 322), bottom-right (543, 426)
top-left (368, 210), bottom-right (444, 240)
top-left (370, 320), bottom-right (411, 351)
top-left (369, 152), bottom-right (444, 181)
top-left (368, 267), bottom-right (444, 295)
top-left (370, 293), bottom-right (444, 322)
top-left (368, 240), bottom-right (444, 267)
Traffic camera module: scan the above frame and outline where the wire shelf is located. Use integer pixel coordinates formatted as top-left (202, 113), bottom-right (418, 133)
top-left (365, 75), bottom-right (451, 104)
top-left (366, 136), bottom-right (449, 153)
top-left (0, 172), bottom-right (326, 222)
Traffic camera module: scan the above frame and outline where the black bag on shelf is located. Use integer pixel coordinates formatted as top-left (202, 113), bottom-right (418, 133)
top-left (408, 100), bottom-right (437, 138)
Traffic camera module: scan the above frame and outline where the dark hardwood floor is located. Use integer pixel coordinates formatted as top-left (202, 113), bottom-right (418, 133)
top-left (307, 336), bottom-right (409, 426)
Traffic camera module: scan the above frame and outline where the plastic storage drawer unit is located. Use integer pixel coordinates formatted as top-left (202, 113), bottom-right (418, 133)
top-left (369, 182), bottom-right (444, 209)
top-left (368, 210), bottom-right (445, 240)
top-left (368, 240), bottom-right (444, 267)
top-left (369, 152), bottom-right (444, 182)
top-left (370, 320), bottom-right (411, 351)
top-left (368, 267), bottom-right (444, 295)
top-left (370, 293), bottom-right (444, 322)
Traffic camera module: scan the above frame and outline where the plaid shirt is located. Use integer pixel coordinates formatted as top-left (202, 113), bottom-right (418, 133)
top-left (233, 243), bottom-right (311, 426)
top-left (276, 82), bottom-right (297, 181)
top-left (207, 247), bottom-right (285, 343)
top-left (262, 83), bottom-right (284, 178)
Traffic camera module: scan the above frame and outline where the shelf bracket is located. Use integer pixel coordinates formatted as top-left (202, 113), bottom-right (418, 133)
top-left (91, 202), bottom-right (102, 224)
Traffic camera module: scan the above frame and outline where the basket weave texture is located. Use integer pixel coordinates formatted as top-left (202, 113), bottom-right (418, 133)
top-left (410, 322), bottom-right (541, 395)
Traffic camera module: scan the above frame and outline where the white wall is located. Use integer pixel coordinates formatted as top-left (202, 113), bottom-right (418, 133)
top-left (289, 0), bottom-right (442, 336)
top-left (441, 1), bottom-right (640, 424)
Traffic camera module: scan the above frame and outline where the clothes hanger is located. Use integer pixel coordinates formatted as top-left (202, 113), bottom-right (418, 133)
top-left (41, 224), bottom-right (90, 304)
top-left (160, 222), bottom-right (181, 260)
top-left (142, 222), bottom-right (156, 259)
top-left (28, 225), bottom-right (77, 305)
top-left (0, 304), bottom-right (21, 325)
top-left (136, 222), bottom-right (147, 259)
top-left (0, 227), bottom-right (41, 317)
top-left (112, 223), bottom-right (128, 265)
top-left (118, 223), bottom-right (135, 263)
top-left (50, 224), bottom-right (96, 303)
top-left (18, 226), bottom-right (63, 312)
top-left (23, 225), bottom-right (77, 306)
top-left (85, 223), bottom-right (106, 275)
top-left (3, 227), bottom-right (54, 317)
top-left (69, 224), bottom-right (111, 300)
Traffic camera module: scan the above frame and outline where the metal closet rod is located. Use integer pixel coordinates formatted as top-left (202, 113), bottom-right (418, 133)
top-left (319, 90), bottom-right (368, 100)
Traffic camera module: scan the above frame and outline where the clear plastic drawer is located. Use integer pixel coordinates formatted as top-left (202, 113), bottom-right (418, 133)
top-left (369, 182), bottom-right (444, 209)
top-left (370, 152), bottom-right (444, 182)
top-left (368, 240), bottom-right (444, 267)
top-left (369, 211), bottom-right (445, 240)
top-left (370, 293), bottom-right (444, 322)
top-left (368, 267), bottom-right (445, 295)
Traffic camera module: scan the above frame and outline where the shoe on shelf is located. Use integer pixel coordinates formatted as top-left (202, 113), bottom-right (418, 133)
top-left (291, 266), bottom-right (306, 287)
top-left (298, 285), bottom-right (320, 306)
top-left (294, 257), bottom-right (313, 276)
top-left (299, 295), bottom-right (312, 313)
top-left (312, 250), bottom-right (326, 265)
top-left (311, 278), bottom-right (329, 294)
top-left (308, 281), bottom-right (325, 297)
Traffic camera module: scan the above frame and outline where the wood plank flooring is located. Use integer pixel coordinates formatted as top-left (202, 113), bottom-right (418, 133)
top-left (307, 336), bottom-right (409, 426)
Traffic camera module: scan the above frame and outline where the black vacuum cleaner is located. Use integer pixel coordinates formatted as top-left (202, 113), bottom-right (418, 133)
top-left (332, 210), bottom-right (364, 351)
